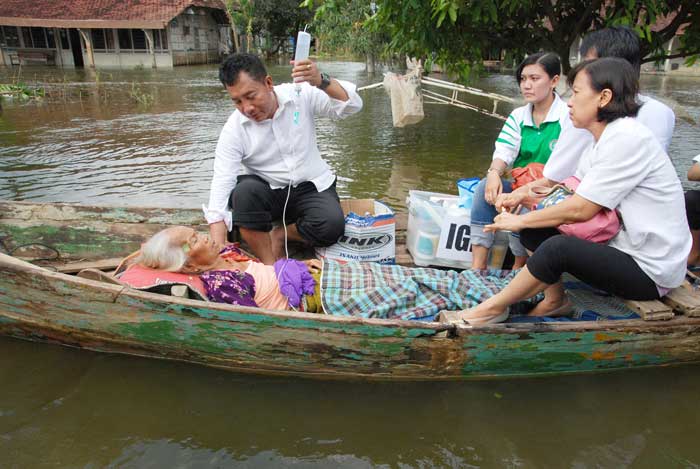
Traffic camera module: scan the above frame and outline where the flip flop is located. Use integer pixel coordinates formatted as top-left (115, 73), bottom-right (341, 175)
top-left (436, 308), bottom-right (510, 325)
top-left (463, 307), bottom-right (510, 325)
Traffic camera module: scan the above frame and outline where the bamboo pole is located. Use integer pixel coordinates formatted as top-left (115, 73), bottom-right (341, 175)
top-left (357, 75), bottom-right (512, 120)
top-left (421, 76), bottom-right (515, 103)
top-left (422, 89), bottom-right (507, 121)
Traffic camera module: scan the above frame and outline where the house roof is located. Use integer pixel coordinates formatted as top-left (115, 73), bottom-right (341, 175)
top-left (0, 0), bottom-right (228, 29)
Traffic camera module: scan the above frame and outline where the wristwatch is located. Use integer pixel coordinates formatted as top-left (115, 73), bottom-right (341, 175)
top-left (317, 72), bottom-right (332, 90)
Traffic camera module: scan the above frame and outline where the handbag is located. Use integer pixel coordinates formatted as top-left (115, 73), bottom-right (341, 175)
top-left (534, 176), bottom-right (621, 243)
top-left (511, 162), bottom-right (545, 190)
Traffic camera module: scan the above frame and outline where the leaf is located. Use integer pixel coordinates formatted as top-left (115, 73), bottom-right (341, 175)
top-left (436, 10), bottom-right (447, 27)
top-left (448, 3), bottom-right (457, 23)
top-left (487, 1), bottom-right (498, 22)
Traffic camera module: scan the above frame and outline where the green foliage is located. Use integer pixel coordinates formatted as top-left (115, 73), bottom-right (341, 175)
top-left (227, 0), bottom-right (255, 52)
top-left (307, 0), bottom-right (700, 81)
top-left (226, 0), bottom-right (313, 56)
top-left (129, 82), bottom-right (154, 107)
top-left (253, 0), bottom-right (313, 57)
top-left (0, 83), bottom-right (44, 100)
top-left (304, 0), bottom-right (387, 58)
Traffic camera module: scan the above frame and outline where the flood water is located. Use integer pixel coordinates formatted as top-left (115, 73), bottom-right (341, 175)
top-left (1, 61), bottom-right (700, 467)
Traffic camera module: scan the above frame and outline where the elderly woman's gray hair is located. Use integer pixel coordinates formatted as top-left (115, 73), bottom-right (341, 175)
top-left (135, 228), bottom-right (187, 272)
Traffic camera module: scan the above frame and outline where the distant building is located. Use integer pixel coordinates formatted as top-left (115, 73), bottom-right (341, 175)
top-left (0, 0), bottom-right (232, 69)
top-left (566, 14), bottom-right (699, 76)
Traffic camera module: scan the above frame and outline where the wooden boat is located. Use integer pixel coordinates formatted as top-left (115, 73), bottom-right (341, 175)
top-left (2, 199), bottom-right (700, 380)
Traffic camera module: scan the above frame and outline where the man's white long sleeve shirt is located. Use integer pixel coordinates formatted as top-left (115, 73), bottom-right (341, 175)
top-left (204, 80), bottom-right (363, 230)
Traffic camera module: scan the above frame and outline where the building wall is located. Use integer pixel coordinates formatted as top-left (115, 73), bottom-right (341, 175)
top-left (0, 6), bottom-right (227, 69)
top-left (168, 9), bottom-right (221, 65)
top-left (91, 51), bottom-right (173, 68)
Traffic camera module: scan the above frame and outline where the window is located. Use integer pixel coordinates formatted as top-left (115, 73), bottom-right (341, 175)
top-left (59, 29), bottom-right (70, 49)
top-left (152, 29), bottom-right (168, 50)
top-left (30, 27), bottom-right (47, 48)
top-left (92, 29), bottom-right (106, 49)
top-left (89, 29), bottom-right (114, 51)
top-left (116, 29), bottom-right (155, 52)
top-left (118, 29), bottom-right (132, 50)
top-left (183, 26), bottom-right (190, 36)
top-left (132, 29), bottom-right (147, 50)
top-left (2, 26), bottom-right (20, 47)
top-left (17, 27), bottom-right (55, 48)
top-left (105, 29), bottom-right (114, 50)
top-left (21, 27), bottom-right (32, 47)
top-left (45, 28), bottom-right (56, 48)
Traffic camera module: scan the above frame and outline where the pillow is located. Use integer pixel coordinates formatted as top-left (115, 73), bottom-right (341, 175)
top-left (117, 264), bottom-right (208, 301)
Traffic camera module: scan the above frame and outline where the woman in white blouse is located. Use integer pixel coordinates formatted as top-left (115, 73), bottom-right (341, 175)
top-left (443, 57), bottom-right (690, 325)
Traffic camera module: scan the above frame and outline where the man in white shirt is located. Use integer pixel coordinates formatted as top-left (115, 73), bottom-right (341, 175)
top-left (497, 26), bottom-right (676, 210)
top-left (205, 53), bottom-right (363, 264)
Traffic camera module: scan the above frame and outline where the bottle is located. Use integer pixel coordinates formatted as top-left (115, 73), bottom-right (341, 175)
top-left (293, 31), bottom-right (311, 83)
top-left (488, 230), bottom-right (509, 269)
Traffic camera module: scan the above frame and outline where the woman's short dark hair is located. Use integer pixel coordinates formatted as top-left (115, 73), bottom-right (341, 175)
top-left (567, 57), bottom-right (640, 123)
top-left (219, 53), bottom-right (268, 87)
top-left (515, 52), bottom-right (561, 82)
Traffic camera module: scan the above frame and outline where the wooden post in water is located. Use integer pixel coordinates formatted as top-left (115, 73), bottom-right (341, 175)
top-left (143, 29), bottom-right (157, 69)
top-left (78, 29), bottom-right (95, 69)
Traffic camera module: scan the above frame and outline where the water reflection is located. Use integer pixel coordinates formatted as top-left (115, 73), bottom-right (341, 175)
top-left (1, 337), bottom-right (699, 468)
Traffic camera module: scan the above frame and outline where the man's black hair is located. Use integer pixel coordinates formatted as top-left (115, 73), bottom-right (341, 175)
top-left (567, 58), bottom-right (640, 123)
top-left (219, 53), bottom-right (268, 87)
top-left (579, 26), bottom-right (642, 76)
top-left (515, 51), bottom-right (561, 83)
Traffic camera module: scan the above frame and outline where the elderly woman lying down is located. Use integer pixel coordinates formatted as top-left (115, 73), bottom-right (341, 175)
top-left (126, 226), bottom-right (518, 323)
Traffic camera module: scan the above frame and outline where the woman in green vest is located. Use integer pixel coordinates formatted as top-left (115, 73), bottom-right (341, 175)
top-left (470, 52), bottom-right (566, 269)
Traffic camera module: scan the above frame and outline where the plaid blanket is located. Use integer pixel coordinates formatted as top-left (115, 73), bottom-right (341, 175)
top-left (320, 259), bottom-right (518, 320)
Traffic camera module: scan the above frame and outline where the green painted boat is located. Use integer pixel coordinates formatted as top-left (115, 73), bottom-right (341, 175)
top-left (2, 200), bottom-right (700, 380)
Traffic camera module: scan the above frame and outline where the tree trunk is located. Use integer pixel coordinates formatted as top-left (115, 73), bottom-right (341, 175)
top-left (232, 26), bottom-right (240, 52)
top-left (366, 53), bottom-right (375, 73)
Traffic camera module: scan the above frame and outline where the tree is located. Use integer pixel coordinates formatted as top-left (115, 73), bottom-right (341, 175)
top-left (303, 0), bottom-right (388, 69)
top-left (226, 0), bottom-right (256, 53)
top-left (253, 0), bottom-right (314, 58)
top-left (306, 0), bottom-right (700, 79)
top-left (226, 0), bottom-right (314, 57)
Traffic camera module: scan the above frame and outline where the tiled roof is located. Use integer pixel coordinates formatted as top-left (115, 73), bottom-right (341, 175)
top-left (0, 0), bottom-right (227, 29)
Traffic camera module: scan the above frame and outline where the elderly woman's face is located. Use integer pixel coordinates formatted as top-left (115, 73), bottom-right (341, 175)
top-left (169, 226), bottom-right (220, 270)
top-left (567, 70), bottom-right (602, 130)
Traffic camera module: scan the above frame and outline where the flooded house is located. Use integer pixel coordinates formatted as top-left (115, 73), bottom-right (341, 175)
top-left (0, 0), bottom-right (231, 69)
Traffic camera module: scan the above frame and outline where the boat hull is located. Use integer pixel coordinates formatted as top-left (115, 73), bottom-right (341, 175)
top-left (2, 200), bottom-right (700, 380)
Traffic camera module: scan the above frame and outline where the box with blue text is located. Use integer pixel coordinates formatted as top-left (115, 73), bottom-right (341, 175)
top-left (315, 199), bottom-right (396, 264)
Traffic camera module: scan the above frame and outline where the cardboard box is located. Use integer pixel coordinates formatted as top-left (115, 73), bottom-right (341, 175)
top-left (316, 199), bottom-right (396, 264)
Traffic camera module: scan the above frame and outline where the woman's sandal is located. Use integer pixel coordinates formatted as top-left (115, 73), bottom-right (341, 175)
top-left (436, 307), bottom-right (510, 325)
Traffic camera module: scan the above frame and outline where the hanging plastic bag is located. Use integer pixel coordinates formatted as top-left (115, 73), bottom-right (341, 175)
top-left (383, 66), bottom-right (424, 128)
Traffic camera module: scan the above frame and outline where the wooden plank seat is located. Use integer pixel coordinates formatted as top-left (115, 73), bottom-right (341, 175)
top-left (663, 284), bottom-right (700, 317)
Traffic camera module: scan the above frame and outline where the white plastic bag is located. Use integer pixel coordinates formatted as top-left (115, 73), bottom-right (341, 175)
top-left (383, 66), bottom-right (424, 128)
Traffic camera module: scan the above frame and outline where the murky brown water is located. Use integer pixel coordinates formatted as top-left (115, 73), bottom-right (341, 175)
top-left (1, 62), bottom-right (700, 467)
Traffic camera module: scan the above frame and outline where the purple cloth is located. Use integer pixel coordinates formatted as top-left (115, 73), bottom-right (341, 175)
top-left (200, 269), bottom-right (258, 307)
top-left (273, 259), bottom-right (316, 307)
